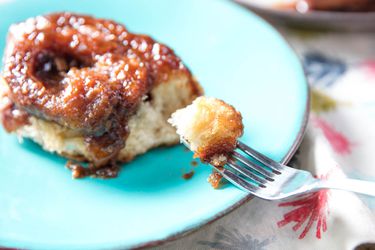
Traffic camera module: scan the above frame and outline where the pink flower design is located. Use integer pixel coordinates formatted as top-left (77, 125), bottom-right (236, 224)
top-left (312, 117), bottom-right (352, 155)
top-left (362, 60), bottom-right (375, 76)
top-left (277, 174), bottom-right (330, 239)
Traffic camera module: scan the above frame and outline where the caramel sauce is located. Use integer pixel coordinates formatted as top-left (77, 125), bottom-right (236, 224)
top-left (182, 170), bottom-right (194, 180)
top-left (0, 87), bottom-right (29, 132)
top-left (191, 98), bottom-right (243, 166)
top-left (1, 12), bottom-right (191, 170)
top-left (191, 160), bottom-right (198, 167)
top-left (207, 171), bottom-right (223, 189)
top-left (66, 160), bottom-right (120, 179)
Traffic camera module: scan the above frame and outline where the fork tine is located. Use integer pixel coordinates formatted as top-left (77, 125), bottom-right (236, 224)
top-left (237, 141), bottom-right (282, 173)
top-left (220, 167), bottom-right (260, 193)
top-left (232, 151), bottom-right (275, 180)
top-left (227, 158), bottom-right (267, 186)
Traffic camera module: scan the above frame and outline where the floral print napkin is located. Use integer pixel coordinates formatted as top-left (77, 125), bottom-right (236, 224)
top-left (157, 29), bottom-right (375, 250)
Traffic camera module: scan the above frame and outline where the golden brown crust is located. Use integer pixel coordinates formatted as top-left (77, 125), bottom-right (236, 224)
top-left (193, 98), bottom-right (243, 165)
top-left (169, 97), bottom-right (243, 167)
top-left (207, 171), bottom-right (224, 189)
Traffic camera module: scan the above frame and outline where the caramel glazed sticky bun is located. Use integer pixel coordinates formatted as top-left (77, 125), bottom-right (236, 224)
top-left (0, 12), bottom-right (202, 178)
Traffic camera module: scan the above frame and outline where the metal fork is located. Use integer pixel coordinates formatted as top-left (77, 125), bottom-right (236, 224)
top-left (183, 139), bottom-right (375, 200)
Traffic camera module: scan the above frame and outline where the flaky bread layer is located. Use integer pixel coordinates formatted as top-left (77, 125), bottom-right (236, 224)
top-left (4, 73), bottom-right (202, 163)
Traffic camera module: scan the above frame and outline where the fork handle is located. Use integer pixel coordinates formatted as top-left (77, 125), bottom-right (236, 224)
top-left (317, 178), bottom-right (375, 197)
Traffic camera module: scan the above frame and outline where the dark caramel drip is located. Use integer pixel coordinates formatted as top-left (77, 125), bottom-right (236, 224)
top-left (66, 160), bottom-right (120, 179)
top-left (182, 171), bottom-right (194, 180)
top-left (191, 160), bottom-right (198, 167)
top-left (0, 94), bottom-right (29, 132)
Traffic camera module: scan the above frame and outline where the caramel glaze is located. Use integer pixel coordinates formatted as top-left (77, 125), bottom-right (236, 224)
top-left (182, 170), bottom-right (194, 180)
top-left (0, 93), bottom-right (30, 132)
top-left (207, 171), bottom-right (223, 189)
top-left (66, 160), bottom-right (120, 179)
top-left (1, 13), bottom-right (198, 173)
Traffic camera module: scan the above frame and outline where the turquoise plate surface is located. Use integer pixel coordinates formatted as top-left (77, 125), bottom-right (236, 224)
top-left (0, 0), bottom-right (309, 249)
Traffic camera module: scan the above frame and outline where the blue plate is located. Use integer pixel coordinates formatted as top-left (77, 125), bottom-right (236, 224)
top-left (0, 0), bottom-right (309, 249)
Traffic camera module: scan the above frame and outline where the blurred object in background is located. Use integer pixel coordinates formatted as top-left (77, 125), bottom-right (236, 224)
top-left (296, 0), bottom-right (375, 12)
top-left (258, 0), bottom-right (375, 12)
top-left (235, 0), bottom-right (375, 31)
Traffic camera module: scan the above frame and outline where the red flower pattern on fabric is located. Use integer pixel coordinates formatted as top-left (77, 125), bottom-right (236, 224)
top-left (362, 60), bottom-right (375, 76)
top-left (277, 174), bottom-right (330, 239)
top-left (313, 117), bottom-right (352, 155)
